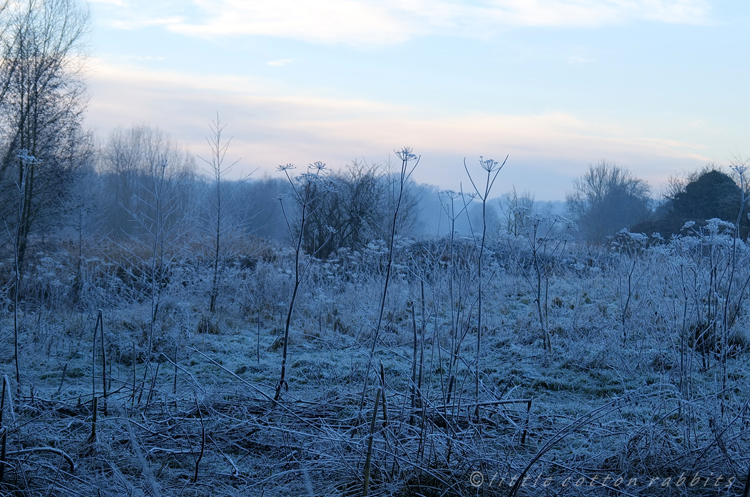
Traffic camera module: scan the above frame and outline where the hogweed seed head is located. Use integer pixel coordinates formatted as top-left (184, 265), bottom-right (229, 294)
top-left (439, 190), bottom-right (461, 200)
top-left (395, 147), bottom-right (417, 162)
top-left (478, 156), bottom-right (500, 172)
top-left (730, 164), bottom-right (747, 176)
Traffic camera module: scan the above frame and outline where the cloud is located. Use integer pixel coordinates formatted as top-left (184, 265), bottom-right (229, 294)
top-left (86, 60), bottom-right (712, 198)
top-left (168, 0), bottom-right (415, 45)
top-left (156, 0), bottom-right (711, 46)
top-left (105, 16), bottom-right (186, 30)
top-left (458, 0), bottom-right (710, 28)
top-left (94, 0), bottom-right (710, 45)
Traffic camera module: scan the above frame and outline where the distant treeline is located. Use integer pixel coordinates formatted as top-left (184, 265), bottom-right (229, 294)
top-left (2, 119), bottom-right (749, 271)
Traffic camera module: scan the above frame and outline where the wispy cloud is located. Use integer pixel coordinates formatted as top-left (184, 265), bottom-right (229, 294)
top-left (86, 60), bottom-right (711, 197)
top-left (168, 0), bottom-right (414, 45)
top-left (94, 0), bottom-right (710, 45)
top-left (105, 16), bottom-right (186, 30)
top-left (154, 0), bottom-right (711, 45)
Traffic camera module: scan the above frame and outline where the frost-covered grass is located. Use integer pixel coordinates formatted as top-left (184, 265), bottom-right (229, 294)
top-left (1, 232), bottom-right (750, 495)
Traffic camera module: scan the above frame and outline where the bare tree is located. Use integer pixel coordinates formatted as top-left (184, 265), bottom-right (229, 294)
top-left (500, 186), bottom-right (535, 236)
top-left (99, 125), bottom-right (195, 239)
top-left (0, 0), bottom-right (15, 103)
top-left (0, 0), bottom-right (90, 266)
top-left (100, 126), bottom-right (195, 358)
top-left (197, 115), bottom-right (241, 314)
top-left (566, 161), bottom-right (651, 244)
top-left (521, 214), bottom-right (574, 351)
top-left (300, 160), bottom-right (420, 258)
top-left (6, 150), bottom-right (35, 390)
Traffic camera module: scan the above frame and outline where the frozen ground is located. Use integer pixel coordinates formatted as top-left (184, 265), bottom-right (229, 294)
top-left (1, 231), bottom-right (749, 496)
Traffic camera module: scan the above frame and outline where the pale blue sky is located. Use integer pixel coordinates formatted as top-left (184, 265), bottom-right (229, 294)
top-left (85, 0), bottom-right (750, 199)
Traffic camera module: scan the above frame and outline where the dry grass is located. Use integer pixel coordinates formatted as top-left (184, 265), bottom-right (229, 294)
top-left (0, 237), bottom-right (749, 495)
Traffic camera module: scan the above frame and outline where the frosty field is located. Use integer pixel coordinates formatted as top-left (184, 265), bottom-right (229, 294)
top-left (2, 226), bottom-right (749, 496)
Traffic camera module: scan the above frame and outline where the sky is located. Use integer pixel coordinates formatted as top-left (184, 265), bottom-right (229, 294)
top-left (84, 0), bottom-right (750, 200)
